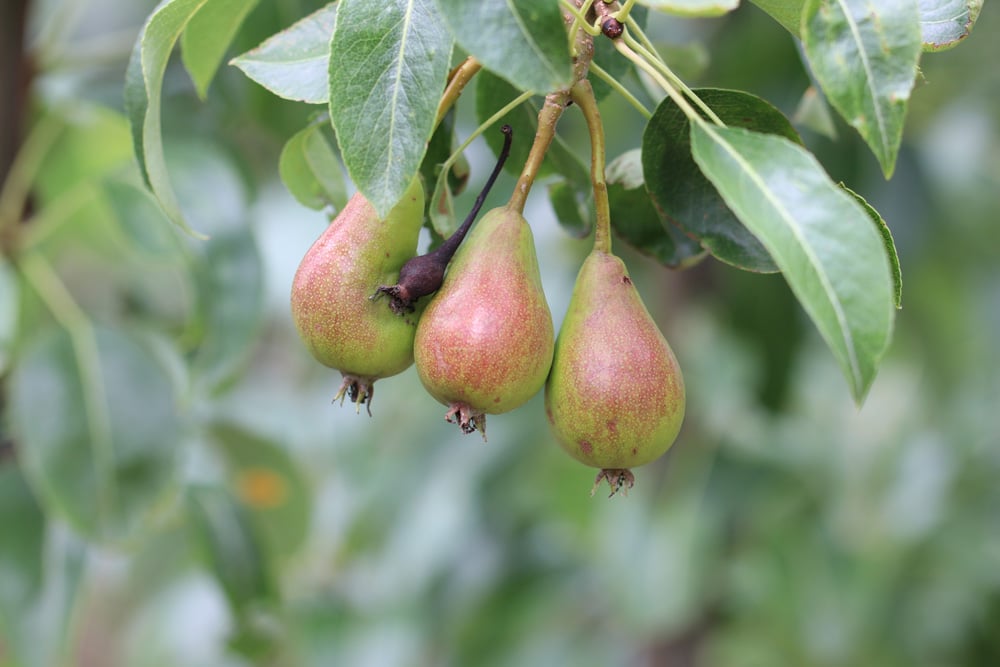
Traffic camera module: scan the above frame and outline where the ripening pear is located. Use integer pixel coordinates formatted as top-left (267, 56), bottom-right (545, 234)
top-left (414, 204), bottom-right (554, 438)
top-left (290, 178), bottom-right (424, 412)
top-left (545, 250), bottom-right (685, 496)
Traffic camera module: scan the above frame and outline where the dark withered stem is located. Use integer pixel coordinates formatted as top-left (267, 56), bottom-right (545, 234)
top-left (373, 125), bottom-right (513, 314)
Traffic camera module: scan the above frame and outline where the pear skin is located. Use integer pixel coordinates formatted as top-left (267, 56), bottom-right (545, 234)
top-left (544, 250), bottom-right (685, 495)
top-left (414, 205), bottom-right (554, 438)
top-left (290, 179), bottom-right (424, 411)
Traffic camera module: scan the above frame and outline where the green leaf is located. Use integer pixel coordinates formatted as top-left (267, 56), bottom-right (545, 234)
top-left (0, 496), bottom-right (85, 667)
top-left (643, 88), bottom-right (803, 272)
top-left (125, 0), bottom-right (211, 236)
top-left (186, 484), bottom-right (275, 613)
top-left (919, 0), bottom-right (982, 52)
top-left (209, 424), bottom-right (312, 560)
top-left (7, 326), bottom-right (181, 541)
top-left (841, 184), bottom-right (902, 309)
top-left (329, 0), bottom-right (453, 218)
top-left (548, 179), bottom-right (594, 239)
top-left (103, 176), bottom-right (184, 257)
top-left (180, 0), bottom-right (261, 98)
top-left (750, 0), bottom-right (806, 34)
top-left (690, 124), bottom-right (894, 400)
top-left (279, 122), bottom-right (347, 211)
top-left (188, 229), bottom-right (264, 393)
top-left (802, 0), bottom-right (922, 178)
top-left (230, 2), bottom-right (338, 103)
top-left (436, 0), bottom-right (572, 93)
top-left (607, 149), bottom-right (704, 268)
top-left (0, 258), bottom-right (19, 374)
top-left (639, 0), bottom-right (740, 17)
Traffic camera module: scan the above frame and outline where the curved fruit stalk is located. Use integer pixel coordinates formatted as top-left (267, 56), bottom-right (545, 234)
top-left (544, 250), bottom-right (685, 496)
top-left (290, 178), bottom-right (424, 413)
top-left (414, 204), bottom-right (554, 439)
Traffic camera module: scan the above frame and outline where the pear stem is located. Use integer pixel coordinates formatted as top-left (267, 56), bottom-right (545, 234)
top-left (507, 91), bottom-right (570, 214)
top-left (570, 79), bottom-right (612, 255)
top-left (434, 56), bottom-right (482, 129)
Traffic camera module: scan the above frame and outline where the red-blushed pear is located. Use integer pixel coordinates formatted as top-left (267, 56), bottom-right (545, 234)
top-left (544, 249), bottom-right (685, 497)
top-left (413, 204), bottom-right (554, 439)
top-left (290, 178), bottom-right (423, 413)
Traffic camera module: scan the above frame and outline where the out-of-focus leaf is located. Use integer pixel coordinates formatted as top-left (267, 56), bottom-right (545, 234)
top-left (0, 259), bottom-right (18, 373)
top-left (548, 179), bottom-right (593, 239)
top-left (166, 141), bottom-right (264, 393)
top-left (180, 0), bottom-right (261, 98)
top-left (230, 2), bottom-right (337, 103)
top-left (125, 0), bottom-right (212, 235)
top-left (842, 184), bottom-right (902, 309)
top-left (103, 176), bottom-right (184, 257)
top-left (209, 423), bottom-right (312, 559)
top-left (422, 108), bottom-right (459, 234)
top-left (329, 0), bottom-right (453, 218)
top-left (606, 149), bottom-right (704, 268)
top-left (919, 0), bottom-right (982, 51)
top-left (792, 86), bottom-right (838, 140)
top-left (436, 0), bottom-right (572, 93)
top-left (802, 0), bottom-right (922, 178)
top-left (750, 0), bottom-right (805, 34)
top-left (185, 484), bottom-right (275, 614)
top-left (690, 124), bottom-right (895, 400)
top-left (7, 325), bottom-right (181, 541)
top-left (639, 0), bottom-right (740, 17)
top-left (0, 501), bottom-right (85, 667)
top-left (279, 122), bottom-right (347, 212)
top-left (643, 88), bottom-right (802, 272)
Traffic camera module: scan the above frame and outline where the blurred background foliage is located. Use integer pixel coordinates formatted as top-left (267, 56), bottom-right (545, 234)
top-left (1, 0), bottom-right (998, 666)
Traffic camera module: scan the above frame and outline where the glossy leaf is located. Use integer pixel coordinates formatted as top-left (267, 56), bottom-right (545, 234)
top-left (802, 0), bottom-right (922, 178)
top-left (210, 424), bottom-right (312, 559)
top-left (125, 0), bottom-right (210, 235)
top-left (750, 0), bottom-right (805, 34)
top-left (436, 0), bottom-right (572, 93)
top-left (279, 122), bottom-right (347, 211)
top-left (230, 2), bottom-right (337, 103)
top-left (842, 184), bottom-right (903, 308)
top-left (607, 149), bottom-right (704, 268)
top-left (919, 0), bottom-right (982, 51)
top-left (690, 124), bottom-right (894, 400)
top-left (639, 0), bottom-right (740, 17)
top-left (180, 0), bottom-right (260, 98)
top-left (643, 88), bottom-right (803, 272)
top-left (329, 0), bottom-right (453, 218)
top-left (186, 484), bottom-right (276, 613)
top-left (7, 326), bottom-right (181, 541)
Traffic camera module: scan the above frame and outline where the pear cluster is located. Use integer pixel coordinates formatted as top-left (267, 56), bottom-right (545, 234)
top-left (290, 137), bottom-right (684, 494)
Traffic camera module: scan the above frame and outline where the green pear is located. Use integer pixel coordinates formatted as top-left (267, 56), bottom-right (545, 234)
top-left (290, 178), bottom-right (424, 412)
top-left (414, 204), bottom-right (554, 438)
top-left (544, 250), bottom-right (685, 496)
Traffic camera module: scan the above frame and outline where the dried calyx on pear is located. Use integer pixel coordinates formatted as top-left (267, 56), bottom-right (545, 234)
top-left (374, 125), bottom-right (513, 314)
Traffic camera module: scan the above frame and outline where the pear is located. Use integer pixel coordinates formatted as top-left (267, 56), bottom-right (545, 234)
top-left (290, 178), bottom-right (424, 413)
top-left (544, 250), bottom-right (685, 496)
top-left (414, 204), bottom-right (554, 438)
